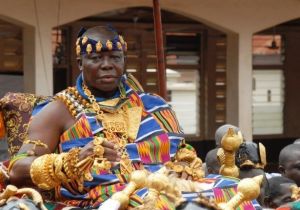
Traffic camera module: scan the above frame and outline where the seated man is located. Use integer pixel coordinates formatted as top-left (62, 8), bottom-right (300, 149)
top-left (1, 26), bottom-right (262, 210)
top-left (279, 144), bottom-right (300, 186)
top-left (7, 26), bottom-right (185, 209)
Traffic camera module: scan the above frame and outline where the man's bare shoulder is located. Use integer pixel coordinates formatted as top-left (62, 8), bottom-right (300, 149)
top-left (31, 99), bottom-right (75, 131)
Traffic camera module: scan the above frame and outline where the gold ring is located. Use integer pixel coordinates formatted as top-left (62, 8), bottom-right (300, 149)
top-left (94, 136), bottom-right (105, 145)
top-left (94, 145), bottom-right (105, 157)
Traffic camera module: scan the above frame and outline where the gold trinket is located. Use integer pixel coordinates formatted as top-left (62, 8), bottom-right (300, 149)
top-left (106, 40), bottom-right (113, 50)
top-left (219, 128), bottom-right (242, 178)
top-left (81, 36), bottom-right (88, 45)
top-left (86, 44), bottom-right (92, 54)
top-left (76, 38), bottom-right (80, 45)
top-left (76, 45), bottom-right (81, 56)
top-left (117, 42), bottom-right (122, 50)
top-left (96, 41), bottom-right (102, 52)
top-left (119, 35), bottom-right (125, 44)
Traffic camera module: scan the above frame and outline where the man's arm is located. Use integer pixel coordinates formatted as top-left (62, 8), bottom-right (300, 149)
top-left (9, 100), bottom-right (75, 187)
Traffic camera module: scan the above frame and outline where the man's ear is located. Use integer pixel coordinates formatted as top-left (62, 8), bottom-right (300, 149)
top-left (77, 58), bottom-right (83, 71)
top-left (278, 165), bottom-right (286, 175)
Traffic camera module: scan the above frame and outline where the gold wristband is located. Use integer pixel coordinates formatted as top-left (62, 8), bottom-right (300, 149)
top-left (30, 154), bottom-right (60, 190)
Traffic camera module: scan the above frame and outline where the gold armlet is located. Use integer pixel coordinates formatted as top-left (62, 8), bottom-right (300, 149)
top-left (30, 154), bottom-right (60, 190)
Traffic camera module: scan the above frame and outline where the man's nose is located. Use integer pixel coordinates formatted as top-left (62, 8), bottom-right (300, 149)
top-left (101, 56), bottom-right (113, 70)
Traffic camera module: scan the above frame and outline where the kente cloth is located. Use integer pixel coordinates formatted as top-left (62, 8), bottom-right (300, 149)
top-left (276, 201), bottom-right (300, 210)
top-left (183, 175), bottom-right (261, 210)
top-left (34, 73), bottom-right (185, 209)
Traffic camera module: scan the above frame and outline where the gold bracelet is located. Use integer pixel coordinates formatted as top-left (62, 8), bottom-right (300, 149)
top-left (24, 139), bottom-right (48, 156)
top-left (30, 154), bottom-right (60, 190)
top-left (53, 153), bottom-right (70, 183)
top-left (62, 148), bottom-right (80, 180)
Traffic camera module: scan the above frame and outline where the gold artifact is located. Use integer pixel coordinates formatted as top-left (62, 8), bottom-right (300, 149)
top-left (164, 143), bottom-right (204, 181)
top-left (290, 185), bottom-right (300, 201)
top-left (30, 147), bottom-right (95, 192)
top-left (111, 170), bottom-right (148, 210)
top-left (86, 43), bottom-right (92, 54)
top-left (0, 185), bottom-right (47, 210)
top-left (218, 128), bottom-right (242, 177)
top-left (96, 41), bottom-right (102, 52)
top-left (218, 175), bottom-right (263, 210)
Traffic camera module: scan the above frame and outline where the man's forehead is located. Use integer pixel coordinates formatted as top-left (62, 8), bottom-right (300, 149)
top-left (83, 32), bottom-right (110, 42)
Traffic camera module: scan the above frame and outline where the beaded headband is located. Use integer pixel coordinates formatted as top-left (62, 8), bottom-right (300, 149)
top-left (75, 27), bottom-right (127, 56)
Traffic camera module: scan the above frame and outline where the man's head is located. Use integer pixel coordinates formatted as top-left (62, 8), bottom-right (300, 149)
top-left (278, 144), bottom-right (300, 186)
top-left (264, 176), bottom-right (296, 208)
top-left (215, 124), bottom-right (241, 147)
top-left (76, 26), bottom-right (126, 95)
top-left (205, 148), bottom-right (220, 175)
top-left (293, 138), bottom-right (300, 145)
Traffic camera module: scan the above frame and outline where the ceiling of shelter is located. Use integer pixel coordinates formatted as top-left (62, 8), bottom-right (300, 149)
top-left (81, 7), bottom-right (200, 24)
top-left (0, 0), bottom-right (300, 34)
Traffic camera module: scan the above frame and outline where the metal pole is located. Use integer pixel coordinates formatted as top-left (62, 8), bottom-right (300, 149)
top-left (153, 0), bottom-right (167, 99)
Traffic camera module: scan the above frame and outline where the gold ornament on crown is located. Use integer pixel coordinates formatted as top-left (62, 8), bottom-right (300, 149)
top-left (86, 44), bottom-right (92, 54)
top-left (81, 36), bottom-right (88, 45)
top-left (96, 41), bottom-right (103, 52)
top-left (106, 40), bottom-right (113, 51)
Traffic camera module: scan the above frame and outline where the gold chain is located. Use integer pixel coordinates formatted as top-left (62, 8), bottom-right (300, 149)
top-left (82, 84), bottom-right (133, 174)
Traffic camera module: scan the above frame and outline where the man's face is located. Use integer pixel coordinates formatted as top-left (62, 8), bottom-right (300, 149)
top-left (81, 50), bottom-right (125, 92)
top-left (283, 151), bottom-right (300, 186)
top-left (269, 183), bottom-right (295, 208)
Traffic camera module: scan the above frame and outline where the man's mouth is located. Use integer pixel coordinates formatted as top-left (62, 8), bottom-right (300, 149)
top-left (97, 75), bottom-right (118, 83)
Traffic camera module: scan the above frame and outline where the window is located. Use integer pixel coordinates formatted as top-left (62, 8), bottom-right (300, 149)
top-left (166, 33), bottom-right (201, 135)
top-left (252, 34), bottom-right (285, 135)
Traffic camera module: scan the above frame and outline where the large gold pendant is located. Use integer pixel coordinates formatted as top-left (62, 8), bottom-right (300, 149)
top-left (99, 112), bottom-right (127, 133)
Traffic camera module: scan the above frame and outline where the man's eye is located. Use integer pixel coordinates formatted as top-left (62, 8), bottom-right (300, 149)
top-left (111, 55), bottom-right (121, 60)
top-left (90, 56), bottom-right (100, 61)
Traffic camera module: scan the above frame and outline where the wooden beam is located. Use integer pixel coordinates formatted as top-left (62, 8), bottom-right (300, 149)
top-left (153, 0), bottom-right (167, 99)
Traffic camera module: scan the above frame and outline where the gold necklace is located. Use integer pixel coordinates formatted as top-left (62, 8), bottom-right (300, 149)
top-left (82, 84), bottom-right (134, 174)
